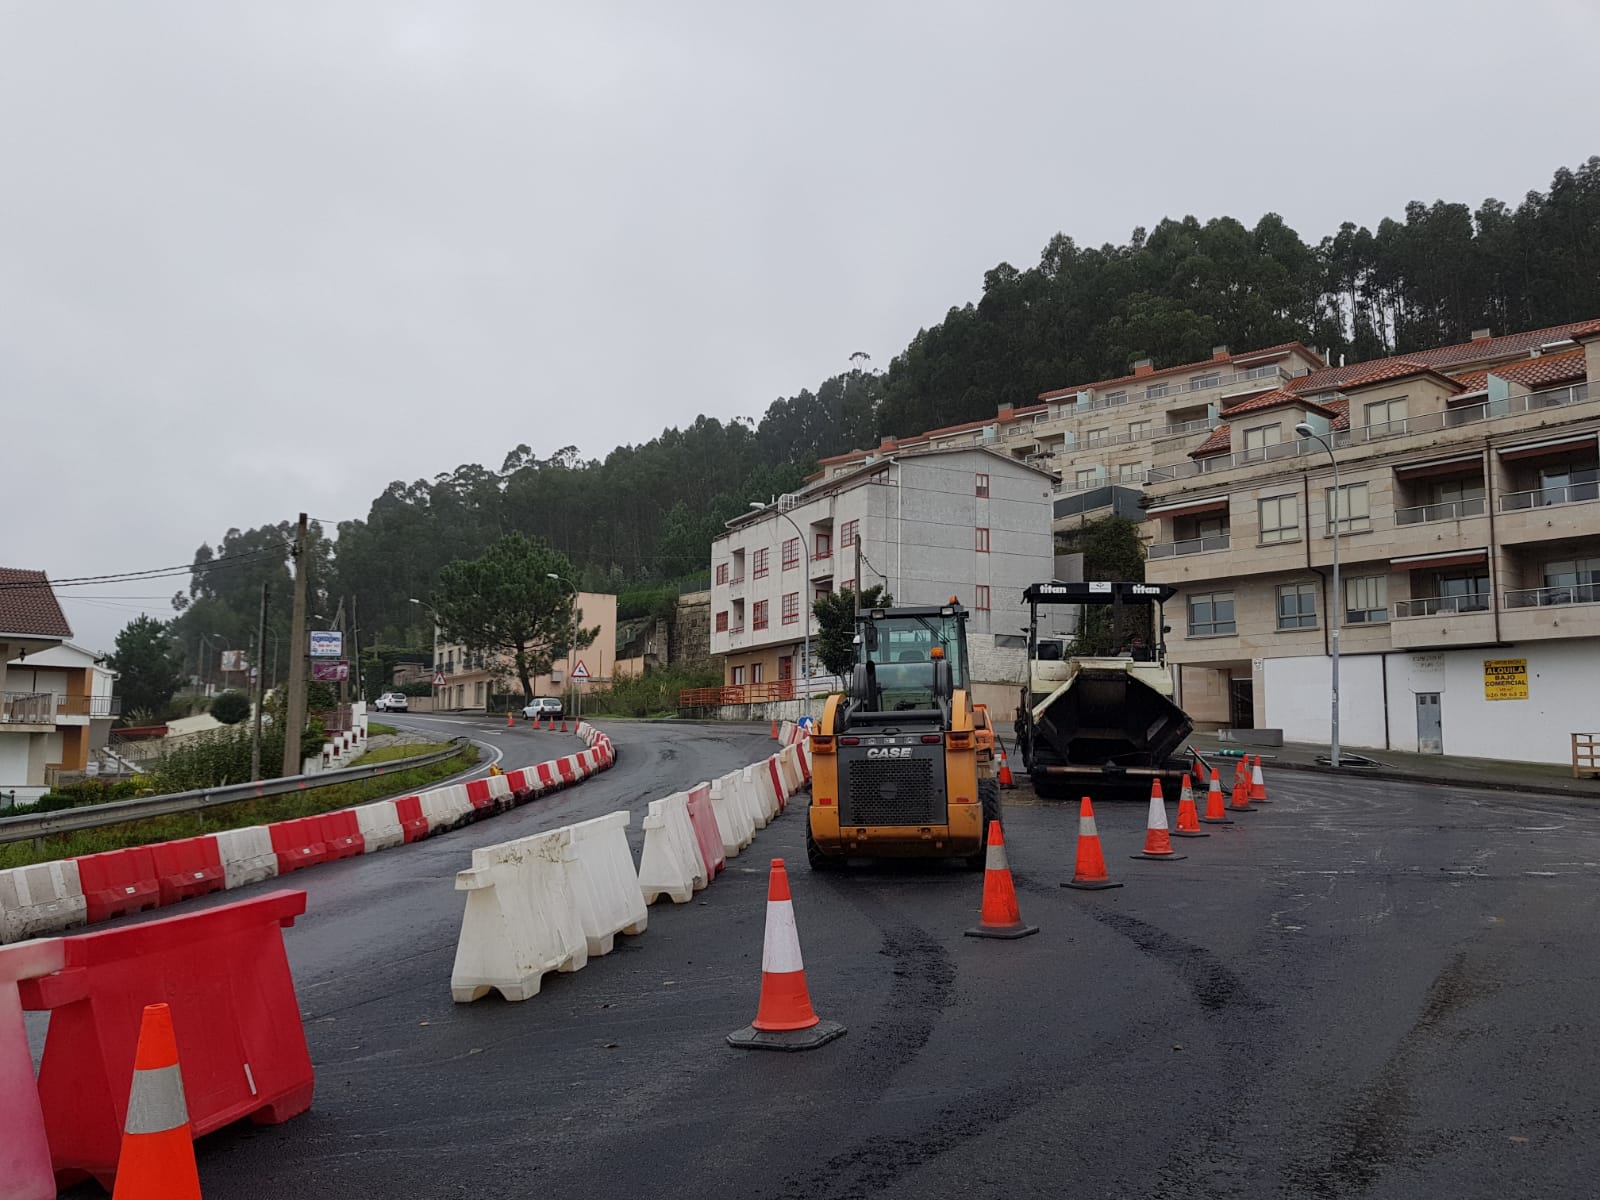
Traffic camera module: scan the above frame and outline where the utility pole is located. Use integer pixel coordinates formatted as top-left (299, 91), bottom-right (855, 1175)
top-left (281, 513), bottom-right (310, 778)
top-left (332, 595), bottom-right (349, 707)
top-left (250, 582), bottom-right (268, 780)
top-left (350, 594), bottom-right (361, 703)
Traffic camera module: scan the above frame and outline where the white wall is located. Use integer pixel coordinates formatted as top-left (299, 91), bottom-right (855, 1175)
top-left (1264, 641), bottom-right (1600, 764)
top-left (0, 736), bottom-right (33, 799)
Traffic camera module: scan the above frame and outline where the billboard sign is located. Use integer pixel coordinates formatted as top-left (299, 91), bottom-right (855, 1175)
top-left (310, 630), bottom-right (343, 658)
top-left (220, 650), bottom-right (248, 673)
top-left (312, 660), bottom-right (349, 683)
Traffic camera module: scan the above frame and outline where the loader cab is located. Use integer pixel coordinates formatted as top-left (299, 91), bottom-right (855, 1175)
top-left (853, 604), bottom-right (969, 714)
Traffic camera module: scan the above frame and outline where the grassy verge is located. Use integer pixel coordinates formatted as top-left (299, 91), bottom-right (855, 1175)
top-left (367, 721), bottom-right (400, 736)
top-left (352, 740), bottom-right (446, 765)
top-left (0, 746), bottom-right (478, 871)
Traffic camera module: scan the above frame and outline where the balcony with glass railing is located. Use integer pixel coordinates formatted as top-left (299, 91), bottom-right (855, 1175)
top-left (1503, 582), bottom-right (1600, 609)
top-left (1395, 497), bottom-right (1487, 525)
top-left (0, 692), bottom-right (55, 725)
top-left (1393, 592), bottom-right (1493, 618)
top-left (1147, 532), bottom-right (1231, 559)
top-left (1499, 475), bottom-right (1600, 512)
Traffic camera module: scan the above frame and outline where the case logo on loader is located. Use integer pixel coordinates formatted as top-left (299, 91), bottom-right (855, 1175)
top-left (866, 747), bottom-right (914, 760)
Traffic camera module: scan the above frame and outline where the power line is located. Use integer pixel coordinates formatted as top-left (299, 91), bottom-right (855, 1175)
top-left (0, 546), bottom-right (290, 592)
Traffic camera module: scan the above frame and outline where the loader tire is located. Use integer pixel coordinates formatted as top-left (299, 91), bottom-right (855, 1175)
top-left (806, 815), bottom-right (839, 871)
top-left (964, 778), bottom-right (1002, 870)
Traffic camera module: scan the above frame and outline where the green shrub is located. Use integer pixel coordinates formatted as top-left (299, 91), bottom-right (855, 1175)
top-left (210, 690), bottom-right (252, 725)
top-left (585, 663), bottom-right (724, 718)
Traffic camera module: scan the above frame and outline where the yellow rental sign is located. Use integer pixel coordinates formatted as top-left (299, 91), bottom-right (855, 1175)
top-left (1483, 658), bottom-right (1528, 701)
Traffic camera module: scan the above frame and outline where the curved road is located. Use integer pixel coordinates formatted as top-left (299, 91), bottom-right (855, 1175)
top-left (59, 719), bottom-right (1600, 1198)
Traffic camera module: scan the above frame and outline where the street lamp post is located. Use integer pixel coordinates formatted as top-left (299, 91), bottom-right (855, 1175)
top-left (749, 501), bottom-right (812, 718)
top-left (408, 598), bottom-right (439, 712)
top-left (1295, 423), bottom-right (1342, 768)
top-left (547, 574), bottom-right (582, 723)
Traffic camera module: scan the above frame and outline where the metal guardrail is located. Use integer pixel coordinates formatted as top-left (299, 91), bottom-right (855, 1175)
top-left (0, 737), bottom-right (472, 846)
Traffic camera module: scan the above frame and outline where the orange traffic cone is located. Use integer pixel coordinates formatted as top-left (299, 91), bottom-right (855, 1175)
top-left (111, 1002), bottom-right (201, 1200)
top-left (1172, 773), bottom-right (1210, 838)
top-left (1131, 781), bottom-right (1186, 861)
top-left (1249, 755), bottom-right (1271, 804)
top-left (965, 822), bottom-right (1038, 939)
top-left (771, 719), bottom-right (779, 740)
top-left (1200, 767), bottom-right (1234, 825)
top-left (1062, 797), bottom-right (1123, 890)
top-left (997, 747), bottom-right (1016, 790)
top-left (1229, 767), bottom-right (1257, 813)
top-left (506, 711), bottom-right (515, 728)
top-left (560, 719), bottom-right (568, 733)
top-left (727, 859), bottom-right (846, 1051)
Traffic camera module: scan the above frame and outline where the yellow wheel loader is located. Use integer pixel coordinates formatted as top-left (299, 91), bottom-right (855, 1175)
top-left (806, 600), bottom-right (998, 870)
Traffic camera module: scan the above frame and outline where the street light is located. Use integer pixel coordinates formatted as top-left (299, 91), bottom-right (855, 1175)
top-left (408, 598), bottom-right (440, 711)
top-left (750, 501), bottom-right (812, 716)
top-left (1295, 422), bottom-right (1342, 768)
top-left (547, 573), bottom-right (583, 722)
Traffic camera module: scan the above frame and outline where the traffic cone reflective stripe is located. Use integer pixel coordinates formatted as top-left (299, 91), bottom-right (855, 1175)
top-left (1200, 767), bottom-right (1234, 825)
top-left (965, 822), bottom-right (1038, 939)
top-left (1229, 769), bottom-right (1257, 812)
top-left (506, 711), bottom-right (515, 728)
top-left (1132, 781), bottom-right (1186, 861)
top-left (728, 859), bottom-right (846, 1050)
top-left (1250, 755), bottom-right (1271, 803)
top-left (112, 1003), bottom-right (201, 1200)
top-left (1173, 773), bottom-right (1210, 838)
top-left (1063, 797), bottom-right (1123, 890)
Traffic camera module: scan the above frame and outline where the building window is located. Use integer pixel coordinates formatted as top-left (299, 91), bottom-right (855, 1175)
top-left (814, 532), bottom-right (831, 560)
top-left (752, 547), bottom-right (769, 579)
top-left (1105, 390), bottom-right (1127, 406)
top-left (715, 563), bottom-right (728, 585)
top-left (1258, 494), bottom-right (1299, 544)
top-left (476, 682), bottom-right (486, 705)
top-left (1128, 420), bottom-right (1152, 439)
top-left (1118, 463), bottom-right (1144, 484)
top-left (1075, 468), bottom-right (1096, 487)
top-left (870, 467), bottom-right (891, 484)
top-left (715, 611), bottom-right (729, 633)
top-left (1147, 382), bottom-right (1170, 400)
top-left (782, 538), bottom-right (800, 570)
top-left (753, 600), bottom-right (769, 630)
top-left (778, 655), bottom-right (793, 681)
top-left (1189, 372), bottom-right (1221, 392)
top-left (1327, 482), bottom-right (1371, 533)
top-left (1086, 428), bottom-right (1108, 447)
top-left (975, 527), bottom-right (990, 553)
top-left (814, 583), bottom-right (832, 603)
top-left (1364, 396), bottom-right (1408, 430)
top-left (975, 473), bottom-right (990, 497)
top-left (1346, 576), bottom-right (1388, 623)
top-left (1243, 423), bottom-right (1282, 452)
top-left (1188, 591), bottom-right (1236, 636)
top-left (732, 665), bottom-right (746, 686)
top-left (975, 585), bottom-right (991, 610)
top-left (752, 661), bottom-right (763, 684)
top-left (840, 519), bottom-right (859, 547)
top-left (1246, 363), bottom-right (1279, 380)
top-left (1276, 582), bottom-right (1318, 630)
top-left (782, 593), bottom-right (800, 624)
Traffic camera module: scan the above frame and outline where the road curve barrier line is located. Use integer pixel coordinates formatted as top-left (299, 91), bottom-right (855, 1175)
top-left (0, 725), bottom-right (621, 946)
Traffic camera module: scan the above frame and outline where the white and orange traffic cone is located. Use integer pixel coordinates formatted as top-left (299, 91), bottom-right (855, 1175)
top-left (1249, 755), bottom-right (1271, 804)
top-left (1172, 773), bottom-right (1210, 838)
top-left (965, 822), bottom-right (1038, 939)
top-left (111, 1003), bottom-right (201, 1200)
top-left (1131, 781), bottom-right (1186, 861)
top-left (727, 859), bottom-right (846, 1051)
top-left (1229, 767), bottom-right (1257, 813)
top-left (1200, 767), bottom-right (1234, 825)
top-left (997, 747), bottom-right (1016, 790)
top-left (771, 719), bottom-right (779, 740)
top-left (1062, 797), bottom-right (1124, 890)
top-left (506, 711), bottom-right (515, 728)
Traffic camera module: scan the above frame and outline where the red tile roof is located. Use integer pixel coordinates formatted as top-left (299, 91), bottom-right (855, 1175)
top-left (1220, 388), bottom-right (1338, 419)
top-left (1450, 347), bottom-right (1588, 394)
top-left (1571, 319), bottom-right (1600, 339)
top-left (1330, 360), bottom-right (1464, 393)
top-left (0, 569), bottom-right (73, 639)
top-left (1038, 342), bottom-right (1325, 402)
top-left (1190, 424), bottom-right (1232, 457)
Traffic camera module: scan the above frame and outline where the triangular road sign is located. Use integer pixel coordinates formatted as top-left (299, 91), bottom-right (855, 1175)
top-left (433, 672), bottom-right (446, 686)
top-left (570, 660), bottom-right (591, 682)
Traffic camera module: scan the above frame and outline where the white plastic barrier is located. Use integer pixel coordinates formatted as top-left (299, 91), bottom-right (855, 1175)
top-left (564, 811), bottom-right (648, 955)
top-left (215, 825), bottom-right (279, 891)
top-left (423, 784), bottom-right (474, 832)
top-left (778, 745), bottom-right (804, 795)
top-left (506, 767), bottom-right (544, 798)
top-left (487, 774), bottom-right (513, 808)
top-left (709, 773), bottom-right (755, 856)
top-left (779, 720), bottom-right (796, 745)
top-left (743, 763), bottom-right (780, 824)
top-left (638, 792), bottom-right (705, 905)
top-left (451, 826), bottom-right (588, 1002)
top-left (354, 800), bottom-right (405, 853)
top-left (0, 861), bottom-right (87, 944)
top-left (731, 767), bottom-right (768, 830)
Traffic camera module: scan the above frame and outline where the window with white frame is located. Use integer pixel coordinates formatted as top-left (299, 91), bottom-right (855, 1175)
top-left (1128, 420), bottom-right (1152, 439)
top-left (1189, 372), bottom-right (1221, 392)
top-left (1086, 428), bottom-right (1108, 447)
top-left (1346, 576), bottom-right (1388, 623)
top-left (1118, 463), bottom-right (1144, 484)
top-left (1243, 423), bottom-right (1282, 452)
top-left (1276, 582), bottom-right (1318, 629)
top-left (1326, 482), bottom-right (1371, 533)
top-left (1364, 396), bottom-right (1408, 430)
top-left (751, 661), bottom-right (764, 683)
top-left (1147, 382), bottom-right (1170, 399)
top-left (1075, 468), bottom-right (1096, 487)
top-left (1258, 494), bottom-right (1299, 544)
top-left (1105, 390), bottom-right (1127, 406)
top-left (732, 665), bottom-right (747, 685)
top-left (1187, 591), bottom-right (1236, 636)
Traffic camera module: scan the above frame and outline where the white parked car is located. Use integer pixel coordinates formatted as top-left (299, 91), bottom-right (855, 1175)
top-left (374, 692), bottom-right (410, 712)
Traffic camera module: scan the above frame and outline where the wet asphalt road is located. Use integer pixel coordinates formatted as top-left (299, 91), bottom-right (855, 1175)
top-left (58, 718), bottom-right (1600, 1198)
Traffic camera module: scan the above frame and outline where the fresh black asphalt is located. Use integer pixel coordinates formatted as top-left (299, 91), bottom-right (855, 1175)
top-left (54, 715), bottom-right (1600, 1198)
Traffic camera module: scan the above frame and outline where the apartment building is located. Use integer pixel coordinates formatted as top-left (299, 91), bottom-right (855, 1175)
top-left (1138, 319), bottom-right (1600, 763)
top-left (0, 570), bottom-right (121, 803)
top-left (431, 591), bottom-right (618, 712)
top-left (709, 447), bottom-right (1057, 713)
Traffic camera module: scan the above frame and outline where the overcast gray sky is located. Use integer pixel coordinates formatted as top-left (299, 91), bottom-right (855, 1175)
top-left (3, 1), bottom-right (1595, 652)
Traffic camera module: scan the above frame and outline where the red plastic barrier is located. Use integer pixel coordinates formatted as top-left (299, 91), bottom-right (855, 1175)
top-left (150, 836), bottom-right (225, 907)
top-left (18, 890), bottom-right (315, 1193)
top-left (268, 818), bottom-right (329, 875)
top-left (464, 778), bottom-right (494, 813)
top-left (394, 795), bottom-right (430, 843)
top-left (504, 768), bottom-right (533, 796)
top-left (536, 762), bottom-right (558, 790)
top-left (75, 848), bottom-right (161, 924)
top-left (795, 741), bottom-right (811, 785)
top-left (684, 783), bottom-right (726, 878)
top-left (314, 810), bottom-right (364, 860)
top-left (767, 756), bottom-right (787, 813)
